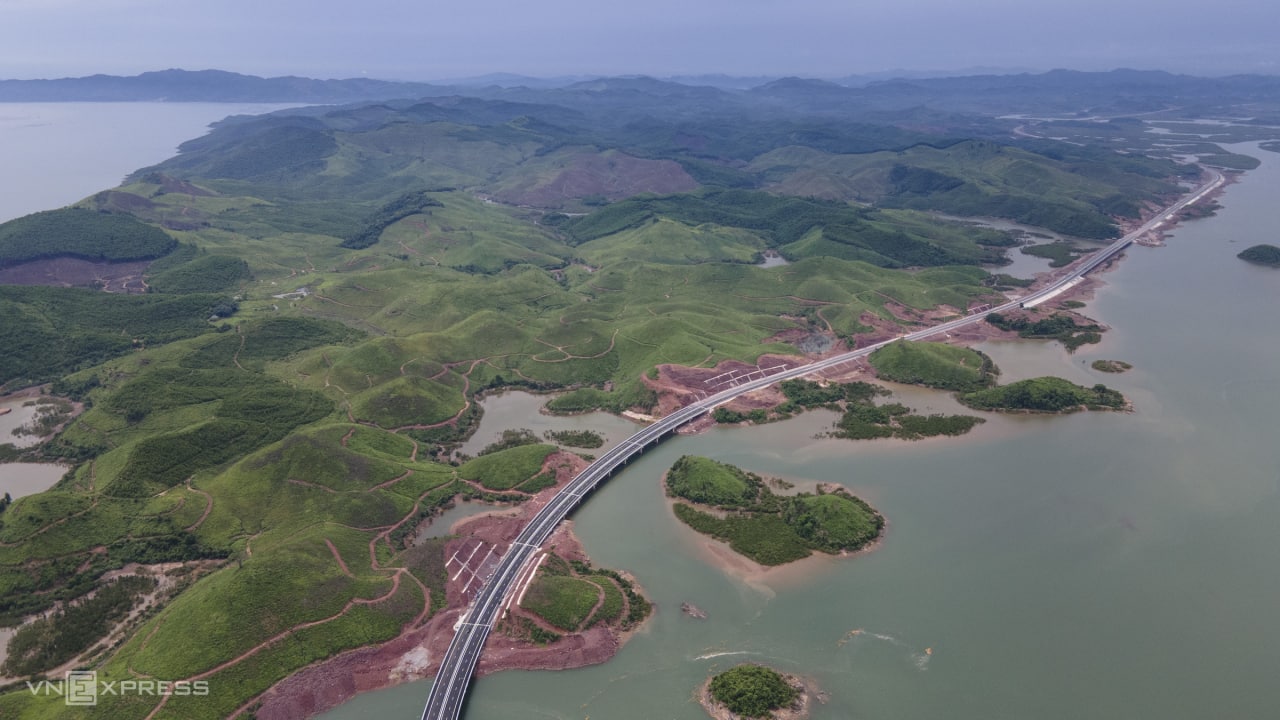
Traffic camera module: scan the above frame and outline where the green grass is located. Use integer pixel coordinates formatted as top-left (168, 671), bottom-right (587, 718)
top-left (584, 575), bottom-right (626, 627)
top-left (868, 340), bottom-right (997, 391)
top-left (564, 188), bottom-right (1003, 268)
top-left (665, 455), bottom-right (761, 508)
top-left (343, 424), bottom-right (418, 461)
top-left (238, 427), bottom-right (410, 492)
top-left (516, 471), bottom-right (558, 494)
top-left (458, 444), bottom-right (557, 490)
top-left (349, 375), bottom-right (466, 428)
top-left (574, 217), bottom-right (765, 266)
top-left (103, 383), bottom-right (333, 497)
top-left (148, 253), bottom-right (250, 293)
top-left (520, 574), bottom-right (600, 631)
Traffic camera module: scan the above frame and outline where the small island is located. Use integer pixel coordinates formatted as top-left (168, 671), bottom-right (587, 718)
top-left (1237, 244), bottom-right (1280, 267)
top-left (716, 377), bottom-right (986, 441)
top-left (543, 428), bottom-right (605, 448)
top-left (667, 456), bottom-right (884, 566)
top-left (958, 377), bottom-right (1127, 413)
top-left (702, 663), bottom-right (807, 719)
top-left (985, 311), bottom-right (1105, 351)
top-left (1091, 359), bottom-right (1133, 373)
top-left (865, 340), bottom-right (1128, 414)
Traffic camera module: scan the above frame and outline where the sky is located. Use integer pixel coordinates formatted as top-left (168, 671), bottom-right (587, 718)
top-left (1, 0), bottom-right (1277, 81)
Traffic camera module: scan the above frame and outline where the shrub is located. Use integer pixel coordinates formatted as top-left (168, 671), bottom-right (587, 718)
top-left (709, 664), bottom-right (800, 718)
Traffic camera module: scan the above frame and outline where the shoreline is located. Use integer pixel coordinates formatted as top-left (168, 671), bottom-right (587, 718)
top-left (695, 528), bottom-right (886, 593)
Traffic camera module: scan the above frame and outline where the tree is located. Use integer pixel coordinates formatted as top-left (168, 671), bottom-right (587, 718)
top-left (709, 664), bottom-right (800, 718)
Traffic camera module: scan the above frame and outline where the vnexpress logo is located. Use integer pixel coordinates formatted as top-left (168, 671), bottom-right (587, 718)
top-left (26, 670), bottom-right (209, 706)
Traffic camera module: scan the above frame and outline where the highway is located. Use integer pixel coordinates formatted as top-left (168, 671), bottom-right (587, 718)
top-left (419, 170), bottom-right (1223, 720)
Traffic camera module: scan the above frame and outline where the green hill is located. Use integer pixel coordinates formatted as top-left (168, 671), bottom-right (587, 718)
top-left (0, 208), bottom-right (176, 268)
top-left (868, 340), bottom-right (997, 391)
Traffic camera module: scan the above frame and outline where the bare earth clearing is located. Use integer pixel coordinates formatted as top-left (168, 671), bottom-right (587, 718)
top-left (0, 256), bottom-right (151, 292)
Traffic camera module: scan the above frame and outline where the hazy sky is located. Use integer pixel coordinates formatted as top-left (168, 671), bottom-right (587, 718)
top-left (2, 0), bottom-right (1277, 80)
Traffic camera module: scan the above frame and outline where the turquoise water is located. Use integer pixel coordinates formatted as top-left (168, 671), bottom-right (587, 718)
top-left (324, 144), bottom-right (1280, 719)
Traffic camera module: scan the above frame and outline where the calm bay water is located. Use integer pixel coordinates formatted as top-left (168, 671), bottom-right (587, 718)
top-left (325, 144), bottom-right (1280, 719)
top-left (0, 102), bottom-right (298, 224)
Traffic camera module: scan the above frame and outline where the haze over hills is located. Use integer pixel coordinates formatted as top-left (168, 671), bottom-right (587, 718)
top-left (4, 68), bottom-right (1280, 120)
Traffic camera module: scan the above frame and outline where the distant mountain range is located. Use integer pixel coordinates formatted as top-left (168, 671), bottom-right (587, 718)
top-left (3, 68), bottom-right (1280, 121)
top-left (0, 69), bottom-right (449, 103)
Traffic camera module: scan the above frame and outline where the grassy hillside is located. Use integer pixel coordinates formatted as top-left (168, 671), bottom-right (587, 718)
top-left (750, 140), bottom-right (1180, 238)
top-left (458, 444), bottom-right (557, 490)
top-left (868, 340), bottom-right (997, 391)
top-left (560, 189), bottom-right (1011, 268)
top-left (665, 455), bottom-right (763, 508)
